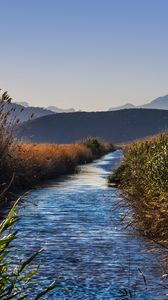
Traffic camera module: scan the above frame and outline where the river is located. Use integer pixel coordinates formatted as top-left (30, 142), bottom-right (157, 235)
top-left (12, 150), bottom-right (168, 299)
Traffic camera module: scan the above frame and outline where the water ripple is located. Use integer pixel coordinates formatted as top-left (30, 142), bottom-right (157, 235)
top-left (11, 150), bottom-right (168, 299)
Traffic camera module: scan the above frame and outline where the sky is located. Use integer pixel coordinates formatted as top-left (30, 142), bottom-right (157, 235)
top-left (0, 0), bottom-right (168, 111)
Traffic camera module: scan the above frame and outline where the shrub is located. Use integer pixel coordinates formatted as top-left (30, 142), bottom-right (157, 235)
top-left (82, 137), bottom-right (113, 158)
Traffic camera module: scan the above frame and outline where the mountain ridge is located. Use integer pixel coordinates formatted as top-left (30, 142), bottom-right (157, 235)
top-left (16, 108), bottom-right (168, 144)
top-left (109, 94), bottom-right (168, 111)
top-left (4, 102), bottom-right (54, 123)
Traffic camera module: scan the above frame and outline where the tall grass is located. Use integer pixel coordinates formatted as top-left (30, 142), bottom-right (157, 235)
top-left (109, 132), bottom-right (168, 245)
top-left (0, 89), bottom-right (114, 199)
top-left (0, 139), bottom-right (112, 195)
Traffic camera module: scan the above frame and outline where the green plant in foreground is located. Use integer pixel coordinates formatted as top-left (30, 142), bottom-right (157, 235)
top-left (0, 199), bottom-right (62, 299)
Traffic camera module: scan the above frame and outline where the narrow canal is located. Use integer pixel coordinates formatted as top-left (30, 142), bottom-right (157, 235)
top-left (13, 150), bottom-right (168, 299)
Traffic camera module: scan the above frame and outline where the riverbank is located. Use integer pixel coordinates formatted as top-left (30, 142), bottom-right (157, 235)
top-left (0, 136), bottom-right (114, 202)
top-left (109, 132), bottom-right (168, 246)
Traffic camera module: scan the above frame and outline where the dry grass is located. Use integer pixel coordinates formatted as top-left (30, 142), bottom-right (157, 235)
top-left (0, 138), bottom-right (112, 198)
top-left (13, 142), bottom-right (92, 184)
top-left (109, 132), bottom-right (168, 246)
top-left (0, 90), bottom-right (114, 202)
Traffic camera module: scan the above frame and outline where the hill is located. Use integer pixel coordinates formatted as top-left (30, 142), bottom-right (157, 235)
top-left (109, 94), bottom-right (168, 111)
top-left (16, 109), bottom-right (168, 144)
top-left (4, 102), bottom-right (54, 123)
top-left (9, 102), bottom-right (75, 123)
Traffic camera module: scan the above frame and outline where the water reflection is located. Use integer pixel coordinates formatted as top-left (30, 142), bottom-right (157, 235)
top-left (12, 150), bottom-right (168, 299)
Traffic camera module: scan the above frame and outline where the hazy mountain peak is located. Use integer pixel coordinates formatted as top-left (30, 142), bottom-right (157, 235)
top-left (108, 103), bottom-right (135, 111)
top-left (109, 95), bottom-right (168, 111)
top-left (15, 101), bottom-right (29, 107)
top-left (143, 95), bottom-right (168, 109)
top-left (47, 106), bottom-right (75, 113)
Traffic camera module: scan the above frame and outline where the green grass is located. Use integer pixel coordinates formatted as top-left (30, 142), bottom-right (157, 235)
top-left (109, 132), bottom-right (168, 245)
top-left (0, 199), bottom-right (65, 299)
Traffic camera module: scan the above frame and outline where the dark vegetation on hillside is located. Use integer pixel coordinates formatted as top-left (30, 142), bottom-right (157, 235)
top-left (16, 109), bottom-right (168, 144)
top-left (109, 132), bottom-right (168, 246)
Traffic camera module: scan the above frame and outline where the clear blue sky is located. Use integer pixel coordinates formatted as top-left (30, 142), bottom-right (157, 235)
top-left (0, 0), bottom-right (168, 110)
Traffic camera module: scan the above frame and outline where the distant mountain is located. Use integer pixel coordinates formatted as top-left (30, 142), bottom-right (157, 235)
top-left (4, 103), bottom-right (54, 123)
top-left (142, 95), bottom-right (168, 110)
top-left (15, 101), bottom-right (29, 107)
top-left (109, 103), bottom-right (135, 111)
top-left (109, 95), bottom-right (168, 111)
top-left (5, 102), bottom-right (76, 123)
top-left (15, 101), bottom-right (76, 114)
top-left (16, 109), bottom-right (168, 144)
top-left (47, 106), bottom-right (75, 113)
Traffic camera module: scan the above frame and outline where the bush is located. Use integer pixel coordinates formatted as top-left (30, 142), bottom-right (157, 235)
top-left (83, 137), bottom-right (114, 158)
top-left (108, 163), bottom-right (126, 185)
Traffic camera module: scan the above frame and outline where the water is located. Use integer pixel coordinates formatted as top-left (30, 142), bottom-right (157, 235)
top-left (12, 150), bottom-right (168, 299)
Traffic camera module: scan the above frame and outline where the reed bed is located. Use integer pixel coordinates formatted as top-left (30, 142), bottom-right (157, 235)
top-left (0, 90), bottom-right (114, 200)
top-left (0, 137), bottom-right (113, 198)
top-left (109, 132), bottom-right (168, 246)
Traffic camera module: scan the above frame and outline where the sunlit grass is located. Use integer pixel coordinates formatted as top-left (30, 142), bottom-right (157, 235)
top-left (0, 89), bottom-right (114, 199)
top-left (109, 132), bottom-right (168, 245)
top-left (0, 138), bottom-right (112, 194)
